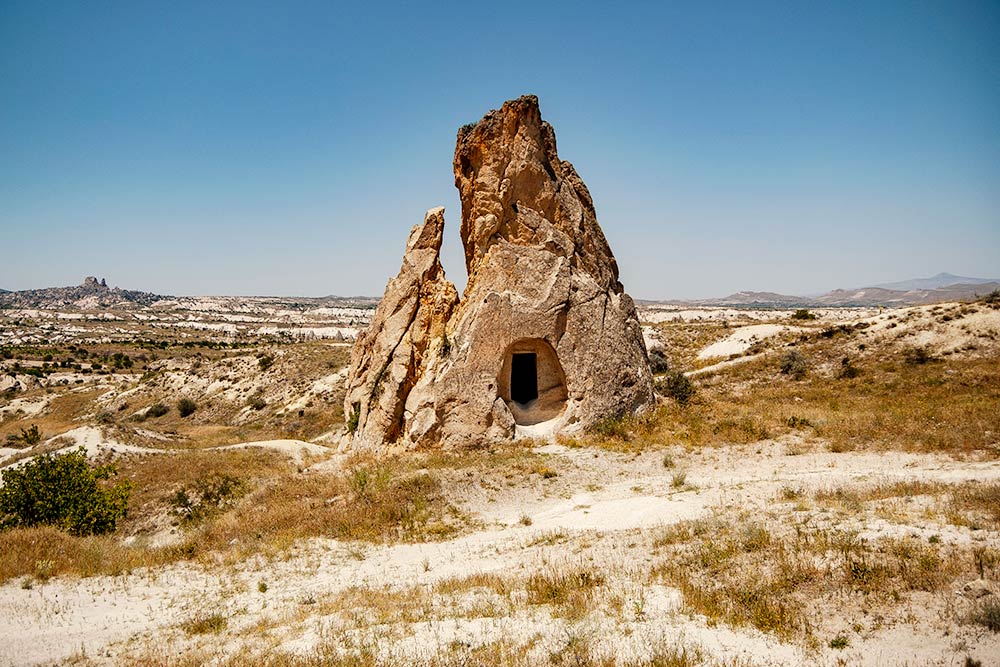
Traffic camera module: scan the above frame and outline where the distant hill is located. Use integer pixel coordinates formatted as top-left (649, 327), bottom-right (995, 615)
top-left (0, 276), bottom-right (169, 309)
top-left (644, 274), bottom-right (1000, 308)
top-left (871, 272), bottom-right (998, 291)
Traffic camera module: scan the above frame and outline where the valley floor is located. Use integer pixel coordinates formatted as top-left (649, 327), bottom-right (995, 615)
top-left (2, 439), bottom-right (998, 666)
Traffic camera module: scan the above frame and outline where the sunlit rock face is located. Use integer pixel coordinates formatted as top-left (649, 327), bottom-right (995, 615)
top-left (344, 96), bottom-right (653, 450)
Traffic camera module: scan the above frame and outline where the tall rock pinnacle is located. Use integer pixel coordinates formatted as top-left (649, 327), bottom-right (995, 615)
top-left (344, 96), bottom-right (653, 450)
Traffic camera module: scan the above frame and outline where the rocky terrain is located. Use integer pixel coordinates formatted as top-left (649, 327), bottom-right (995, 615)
top-left (1, 291), bottom-right (998, 666)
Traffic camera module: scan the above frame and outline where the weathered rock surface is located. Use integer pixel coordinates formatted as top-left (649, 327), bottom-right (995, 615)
top-left (342, 208), bottom-right (458, 448)
top-left (344, 96), bottom-right (654, 449)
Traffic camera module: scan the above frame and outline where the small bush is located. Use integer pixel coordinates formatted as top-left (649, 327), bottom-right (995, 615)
top-left (656, 371), bottom-right (695, 405)
top-left (791, 309), bottom-right (816, 320)
top-left (257, 354), bottom-right (275, 371)
top-left (779, 351), bottom-right (808, 379)
top-left (170, 474), bottom-right (245, 526)
top-left (903, 347), bottom-right (935, 365)
top-left (978, 289), bottom-right (1000, 306)
top-left (145, 403), bottom-right (170, 419)
top-left (838, 357), bottom-right (861, 379)
top-left (969, 598), bottom-right (1000, 632)
top-left (648, 347), bottom-right (670, 374)
top-left (0, 447), bottom-right (131, 536)
top-left (248, 396), bottom-right (267, 411)
top-left (5, 424), bottom-right (42, 448)
top-left (786, 415), bottom-right (813, 429)
top-left (176, 397), bottom-right (197, 418)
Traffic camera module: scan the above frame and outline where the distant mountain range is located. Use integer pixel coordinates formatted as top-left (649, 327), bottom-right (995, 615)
top-left (869, 272), bottom-right (998, 291)
top-left (3, 273), bottom-right (998, 310)
top-left (641, 274), bottom-right (1000, 308)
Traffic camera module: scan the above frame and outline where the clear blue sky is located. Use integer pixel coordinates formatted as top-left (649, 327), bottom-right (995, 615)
top-left (2, 1), bottom-right (998, 299)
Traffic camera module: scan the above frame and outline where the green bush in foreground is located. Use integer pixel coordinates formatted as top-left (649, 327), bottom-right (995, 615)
top-left (0, 447), bottom-right (132, 536)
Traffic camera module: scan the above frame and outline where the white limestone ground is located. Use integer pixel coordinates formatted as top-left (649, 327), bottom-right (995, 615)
top-left (696, 324), bottom-right (804, 360)
top-left (1, 441), bottom-right (997, 667)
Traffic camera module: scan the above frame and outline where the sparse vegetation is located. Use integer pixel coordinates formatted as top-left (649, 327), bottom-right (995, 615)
top-left (903, 346), bottom-right (936, 365)
top-left (144, 402), bottom-right (170, 419)
top-left (791, 309), bottom-right (816, 320)
top-left (5, 424), bottom-right (42, 448)
top-left (176, 397), bottom-right (197, 417)
top-left (779, 350), bottom-right (808, 379)
top-left (655, 370), bottom-right (695, 405)
top-left (181, 612), bottom-right (227, 635)
top-left (170, 473), bottom-right (245, 525)
top-left (969, 598), bottom-right (1000, 632)
top-left (648, 347), bottom-right (670, 374)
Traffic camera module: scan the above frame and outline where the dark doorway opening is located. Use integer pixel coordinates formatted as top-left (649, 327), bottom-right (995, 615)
top-left (510, 353), bottom-right (538, 405)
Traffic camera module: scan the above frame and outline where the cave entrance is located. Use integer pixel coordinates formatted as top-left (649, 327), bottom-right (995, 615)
top-left (510, 353), bottom-right (538, 405)
top-left (499, 338), bottom-right (567, 426)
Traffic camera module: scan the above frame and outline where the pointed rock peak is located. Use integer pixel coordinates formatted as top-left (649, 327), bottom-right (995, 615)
top-left (453, 95), bottom-right (618, 290)
top-left (406, 207), bottom-right (447, 253)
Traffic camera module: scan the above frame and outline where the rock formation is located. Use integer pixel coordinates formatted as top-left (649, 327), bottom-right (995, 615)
top-left (343, 95), bottom-right (654, 449)
top-left (342, 208), bottom-right (458, 446)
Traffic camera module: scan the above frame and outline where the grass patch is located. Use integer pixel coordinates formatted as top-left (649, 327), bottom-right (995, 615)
top-left (651, 515), bottom-right (965, 641)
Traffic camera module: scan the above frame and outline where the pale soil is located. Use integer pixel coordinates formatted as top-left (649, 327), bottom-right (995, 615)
top-left (695, 324), bottom-right (803, 360)
top-left (1, 440), bottom-right (997, 667)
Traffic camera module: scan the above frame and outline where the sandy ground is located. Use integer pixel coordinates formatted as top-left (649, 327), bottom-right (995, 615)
top-left (1, 441), bottom-right (997, 667)
top-left (696, 324), bottom-right (803, 360)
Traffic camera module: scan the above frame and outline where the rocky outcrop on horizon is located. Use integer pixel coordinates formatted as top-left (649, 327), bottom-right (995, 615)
top-left (344, 95), bottom-right (654, 450)
top-left (0, 276), bottom-right (169, 309)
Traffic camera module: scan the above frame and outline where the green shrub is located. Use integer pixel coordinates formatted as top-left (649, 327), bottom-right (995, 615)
top-left (791, 309), bottom-right (816, 320)
top-left (145, 403), bottom-right (170, 418)
top-left (656, 371), bottom-right (695, 405)
top-left (648, 347), bottom-right (670, 374)
top-left (0, 447), bottom-right (131, 535)
top-left (5, 424), bottom-right (42, 448)
top-left (779, 350), bottom-right (808, 379)
top-left (257, 354), bottom-right (275, 371)
top-left (176, 397), bottom-right (197, 418)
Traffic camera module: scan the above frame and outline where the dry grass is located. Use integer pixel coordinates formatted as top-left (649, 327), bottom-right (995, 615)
top-left (111, 634), bottom-right (714, 667)
top-left (651, 514), bottom-right (967, 641)
top-left (577, 353), bottom-right (1000, 457)
top-left (0, 451), bottom-right (461, 583)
